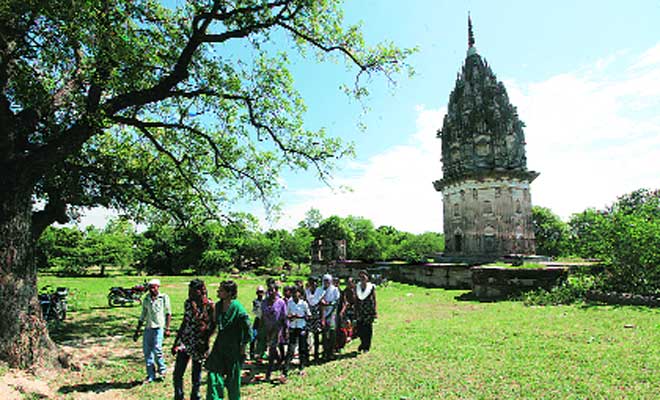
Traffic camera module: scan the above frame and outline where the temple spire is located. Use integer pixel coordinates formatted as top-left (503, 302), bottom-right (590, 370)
top-left (468, 13), bottom-right (475, 48)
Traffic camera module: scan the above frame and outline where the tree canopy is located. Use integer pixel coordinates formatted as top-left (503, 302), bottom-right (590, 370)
top-left (2, 0), bottom-right (414, 233)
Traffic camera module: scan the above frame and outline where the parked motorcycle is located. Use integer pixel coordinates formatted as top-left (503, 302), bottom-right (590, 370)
top-left (371, 273), bottom-right (389, 287)
top-left (39, 285), bottom-right (69, 322)
top-left (108, 281), bottom-right (147, 307)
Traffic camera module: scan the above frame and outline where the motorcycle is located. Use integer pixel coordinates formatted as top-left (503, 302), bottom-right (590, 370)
top-left (108, 281), bottom-right (147, 307)
top-left (370, 273), bottom-right (389, 287)
top-left (39, 285), bottom-right (69, 322)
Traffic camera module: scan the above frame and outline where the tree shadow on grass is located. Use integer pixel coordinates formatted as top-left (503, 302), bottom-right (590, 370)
top-left (48, 313), bottom-right (134, 343)
top-left (58, 380), bottom-right (143, 394)
top-left (578, 301), bottom-right (658, 312)
top-left (240, 350), bottom-right (360, 386)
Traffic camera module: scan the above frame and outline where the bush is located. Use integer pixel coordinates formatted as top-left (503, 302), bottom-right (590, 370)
top-left (198, 250), bottom-right (233, 274)
top-left (602, 207), bottom-right (660, 295)
top-left (566, 189), bottom-right (660, 296)
top-left (523, 274), bottom-right (596, 306)
top-left (532, 206), bottom-right (569, 257)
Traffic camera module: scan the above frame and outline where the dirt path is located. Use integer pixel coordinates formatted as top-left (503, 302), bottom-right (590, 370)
top-left (1, 336), bottom-right (139, 400)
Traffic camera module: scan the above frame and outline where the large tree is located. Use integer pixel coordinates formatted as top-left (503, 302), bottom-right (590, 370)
top-left (0, 0), bottom-right (412, 367)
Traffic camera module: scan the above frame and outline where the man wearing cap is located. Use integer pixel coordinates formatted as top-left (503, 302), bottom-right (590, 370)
top-left (133, 278), bottom-right (172, 383)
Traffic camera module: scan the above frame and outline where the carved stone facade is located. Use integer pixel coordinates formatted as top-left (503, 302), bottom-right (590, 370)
top-left (434, 17), bottom-right (539, 257)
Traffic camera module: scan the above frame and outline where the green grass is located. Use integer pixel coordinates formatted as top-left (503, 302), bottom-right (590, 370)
top-left (14, 275), bottom-right (660, 399)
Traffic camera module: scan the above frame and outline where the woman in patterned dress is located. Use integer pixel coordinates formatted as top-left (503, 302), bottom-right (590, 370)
top-left (172, 279), bottom-right (214, 400)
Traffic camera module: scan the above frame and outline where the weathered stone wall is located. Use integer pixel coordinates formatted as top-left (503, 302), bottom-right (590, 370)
top-left (470, 266), bottom-right (568, 300)
top-left (312, 262), bottom-right (576, 301)
top-left (311, 261), bottom-right (473, 290)
top-left (442, 178), bottom-right (535, 256)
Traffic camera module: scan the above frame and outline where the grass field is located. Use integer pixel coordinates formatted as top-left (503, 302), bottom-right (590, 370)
top-left (2, 274), bottom-right (659, 399)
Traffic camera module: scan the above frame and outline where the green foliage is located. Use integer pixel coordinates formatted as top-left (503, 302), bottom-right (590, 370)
top-left (344, 216), bottom-right (381, 260)
top-left (313, 215), bottom-right (443, 261)
top-left (397, 232), bottom-right (445, 262)
top-left (565, 189), bottom-right (660, 295)
top-left (40, 211), bottom-right (447, 276)
top-left (199, 250), bottom-right (233, 274)
top-left (523, 274), bottom-right (596, 306)
top-left (601, 190), bottom-right (660, 294)
top-left (531, 206), bottom-right (569, 257)
top-left (299, 208), bottom-right (323, 230)
top-left (567, 208), bottom-right (611, 259)
top-left (266, 227), bottom-right (313, 264)
top-left (36, 218), bottom-right (137, 275)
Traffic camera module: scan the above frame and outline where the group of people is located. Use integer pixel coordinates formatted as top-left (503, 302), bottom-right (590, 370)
top-left (132, 271), bottom-right (378, 400)
top-left (250, 270), bottom-right (378, 383)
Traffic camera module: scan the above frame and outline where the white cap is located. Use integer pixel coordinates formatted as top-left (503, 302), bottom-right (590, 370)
top-left (148, 279), bottom-right (161, 287)
top-left (322, 274), bottom-right (332, 282)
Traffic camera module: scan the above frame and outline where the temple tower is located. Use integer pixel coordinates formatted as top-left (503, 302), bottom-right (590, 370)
top-left (433, 16), bottom-right (539, 258)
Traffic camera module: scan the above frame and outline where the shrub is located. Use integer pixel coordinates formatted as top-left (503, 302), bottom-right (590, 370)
top-left (523, 274), bottom-right (596, 306)
top-left (532, 206), bottom-right (569, 257)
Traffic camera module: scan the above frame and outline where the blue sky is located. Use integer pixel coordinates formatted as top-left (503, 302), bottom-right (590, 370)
top-left (80, 0), bottom-right (660, 233)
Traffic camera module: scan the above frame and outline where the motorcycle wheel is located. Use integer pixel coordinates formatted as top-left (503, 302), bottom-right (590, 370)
top-left (108, 294), bottom-right (123, 307)
top-left (58, 303), bottom-right (67, 321)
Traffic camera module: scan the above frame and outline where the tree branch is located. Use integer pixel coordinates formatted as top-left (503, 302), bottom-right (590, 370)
top-left (193, 0), bottom-right (291, 32)
top-left (31, 197), bottom-right (69, 239)
top-left (111, 115), bottom-right (270, 200)
top-left (132, 123), bottom-right (218, 219)
top-left (277, 21), bottom-right (366, 70)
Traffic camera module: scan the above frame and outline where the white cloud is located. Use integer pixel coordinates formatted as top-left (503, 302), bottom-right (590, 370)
top-left (506, 44), bottom-right (660, 219)
top-left (629, 42), bottom-right (660, 71)
top-left (55, 207), bottom-right (119, 230)
top-left (271, 106), bottom-right (446, 233)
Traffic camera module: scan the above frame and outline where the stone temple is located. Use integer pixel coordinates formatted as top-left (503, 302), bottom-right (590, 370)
top-left (433, 17), bottom-right (539, 259)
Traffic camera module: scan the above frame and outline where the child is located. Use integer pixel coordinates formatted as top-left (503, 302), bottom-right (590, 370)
top-left (283, 287), bottom-right (311, 379)
top-left (250, 285), bottom-right (265, 361)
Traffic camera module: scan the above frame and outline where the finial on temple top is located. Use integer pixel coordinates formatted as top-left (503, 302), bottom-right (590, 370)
top-left (468, 13), bottom-right (475, 48)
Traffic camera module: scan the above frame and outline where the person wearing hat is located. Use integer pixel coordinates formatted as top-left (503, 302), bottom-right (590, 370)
top-left (320, 274), bottom-right (340, 360)
top-left (305, 276), bottom-right (323, 361)
top-left (133, 278), bottom-right (172, 383)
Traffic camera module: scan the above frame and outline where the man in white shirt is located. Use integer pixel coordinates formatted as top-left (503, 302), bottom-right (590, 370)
top-left (133, 279), bottom-right (171, 383)
top-left (320, 274), bottom-right (340, 360)
top-left (283, 287), bottom-right (311, 378)
top-left (305, 276), bottom-right (324, 360)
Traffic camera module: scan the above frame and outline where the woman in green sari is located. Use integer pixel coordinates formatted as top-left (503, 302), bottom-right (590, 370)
top-left (205, 280), bottom-right (251, 400)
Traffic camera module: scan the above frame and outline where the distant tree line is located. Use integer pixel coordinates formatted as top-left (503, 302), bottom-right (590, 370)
top-left (532, 188), bottom-right (660, 295)
top-left (36, 209), bottom-right (445, 276)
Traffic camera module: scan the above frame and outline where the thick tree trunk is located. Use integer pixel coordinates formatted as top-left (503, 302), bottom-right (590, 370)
top-left (0, 188), bottom-right (57, 368)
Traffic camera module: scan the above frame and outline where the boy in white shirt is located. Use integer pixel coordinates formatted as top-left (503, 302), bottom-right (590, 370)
top-left (283, 287), bottom-right (311, 379)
